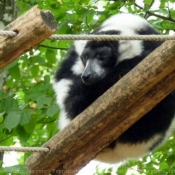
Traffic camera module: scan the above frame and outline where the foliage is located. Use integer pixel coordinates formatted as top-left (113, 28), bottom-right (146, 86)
top-left (0, 0), bottom-right (175, 175)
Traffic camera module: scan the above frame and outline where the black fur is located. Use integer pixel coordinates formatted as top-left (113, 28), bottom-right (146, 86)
top-left (54, 14), bottom-right (175, 162)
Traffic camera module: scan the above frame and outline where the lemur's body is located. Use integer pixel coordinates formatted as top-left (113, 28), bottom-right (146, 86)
top-left (53, 13), bottom-right (175, 163)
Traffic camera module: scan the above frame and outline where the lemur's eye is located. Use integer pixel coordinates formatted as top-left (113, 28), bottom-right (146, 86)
top-left (98, 56), bottom-right (107, 61)
top-left (97, 54), bottom-right (108, 62)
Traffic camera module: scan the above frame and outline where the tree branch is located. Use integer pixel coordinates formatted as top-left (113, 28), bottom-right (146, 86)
top-left (134, 3), bottom-right (175, 23)
top-left (26, 39), bottom-right (175, 175)
top-left (0, 6), bottom-right (57, 70)
top-left (39, 44), bottom-right (68, 50)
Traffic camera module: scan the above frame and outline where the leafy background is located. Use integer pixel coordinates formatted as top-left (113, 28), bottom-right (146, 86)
top-left (0, 0), bottom-right (175, 175)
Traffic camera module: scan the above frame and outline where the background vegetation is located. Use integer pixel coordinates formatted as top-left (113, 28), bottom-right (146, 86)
top-left (0, 0), bottom-right (175, 175)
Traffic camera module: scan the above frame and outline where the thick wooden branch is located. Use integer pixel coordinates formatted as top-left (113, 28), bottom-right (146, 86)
top-left (0, 6), bottom-right (57, 70)
top-left (26, 39), bottom-right (175, 175)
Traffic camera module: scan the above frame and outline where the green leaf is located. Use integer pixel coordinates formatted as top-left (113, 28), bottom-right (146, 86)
top-left (31, 56), bottom-right (45, 65)
top-left (4, 97), bottom-right (19, 111)
top-left (117, 165), bottom-right (128, 175)
top-left (44, 75), bottom-right (50, 84)
top-left (0, 90), bottom-right (8, 100)
top-left (0, 115), bottom-right (4, 123)
top-left (4, 111), bottom-right (20, 132)
top-left (5, 59), bottom-right (19, 70)
top-left (8, 64), bottom-right (21, 80)
top-left (57, 21), bottom-right (69, 34)
top-left (20, 110), bottom-right (32, 126)
top-left (47, 104), bottom-right (59, 117)
top-left (144, 5), bottom-right (150, 12)
top-left (17, 125), bottom-right (30, 142)
top-left (23, 118), bottom-right (36, 133)
top-left (30, 65), bottom-right (40, 77)
top-left (26, 89), bottom-right (41, 100)
top-left (45, 49), bottom-right (57, 64)
top-left (2, 165), bottom-right (29, 175)
top-left (0, 167), bottom-right (6, 175)
top-left (171, 161), bottom-right (175, 168)
top-left (36, 96), bottom-right (52, 109)
top-left (0, 135), bottom-right (13, 146)
top-left (144, 0), bottom-right (153, 4)
top-left (159, 162), bottom-right (169, 171)
top-left (26, 84), bottom-right (49, 100)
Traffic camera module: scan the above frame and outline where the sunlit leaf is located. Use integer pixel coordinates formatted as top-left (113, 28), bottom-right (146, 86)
top-left (30, 65), bottom-right (40, 77)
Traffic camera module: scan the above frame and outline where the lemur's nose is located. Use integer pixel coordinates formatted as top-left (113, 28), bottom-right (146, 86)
top-left (81, 73), bottom-right (91, 81)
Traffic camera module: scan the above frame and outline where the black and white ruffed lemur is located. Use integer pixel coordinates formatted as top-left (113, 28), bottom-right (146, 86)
top-left (53, 13), bottom-right (175, 163)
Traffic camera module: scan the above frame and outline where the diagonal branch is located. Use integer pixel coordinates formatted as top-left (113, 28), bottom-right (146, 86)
top-left (39, 44), bottom-right (68, 50)
top-left (26, 39), bottom-right (175, 175)
top-left (134, 3), bottom-right (175, 23)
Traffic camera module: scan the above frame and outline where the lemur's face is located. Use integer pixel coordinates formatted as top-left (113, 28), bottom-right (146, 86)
top-left (80, 43), bottom-right (117, 85)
